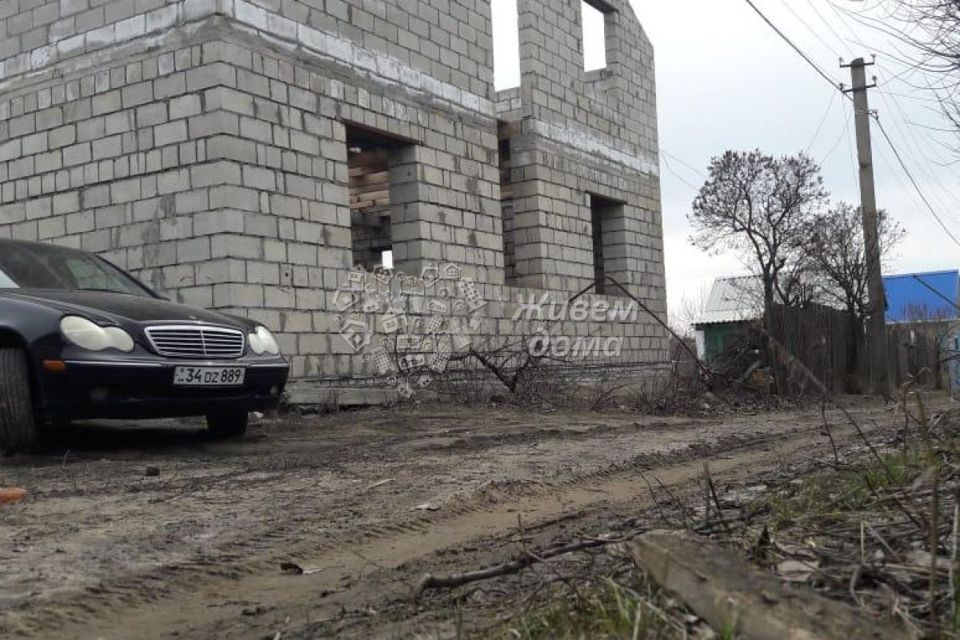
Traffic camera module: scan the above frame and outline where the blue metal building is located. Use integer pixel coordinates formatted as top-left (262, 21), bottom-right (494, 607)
top-left (883, 270), bottom-right (959, 395)
top-left (883, 270), bottom-right (960, 323)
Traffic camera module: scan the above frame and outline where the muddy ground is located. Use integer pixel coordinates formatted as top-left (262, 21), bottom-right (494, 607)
top-left (0, 398), bottom-right (915, 639)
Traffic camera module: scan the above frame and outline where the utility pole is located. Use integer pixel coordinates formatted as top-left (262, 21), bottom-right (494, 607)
top-left (843, 57), bottom-right (891, 397)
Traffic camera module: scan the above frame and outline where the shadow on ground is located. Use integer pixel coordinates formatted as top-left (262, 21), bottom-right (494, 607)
top-left (25, 418), bottom-right (257, 458)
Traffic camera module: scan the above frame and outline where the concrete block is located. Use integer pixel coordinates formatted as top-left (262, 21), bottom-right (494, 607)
top-left (191, 160), bottom-right (241, 187)
top-left (188, 111), bottom-right (237, 138)
top-left (169, 94), bottom-right (201, 119)
top-left (47, 124), bottom-right (76, 149)
top-left (136, 102), bottom-right (167, 127)
top-left (62, 142), bottom-right (91, 166)
top-left (153, 68), bottom-right (187, 98)
top-left (154, 120), bottom-right (187, 146)
top-left (121, 81), bottom-right (154, 108)
top-left (177, 236), bottom-right (211, 262)
top-left (0, 140), bottom-right (21, 162)
top-left (110, 177), bottom-right (141, 203)
top-left (242, 165), bottom-right (275, 191)
top-left (52, 191), bottom-right (80, 214)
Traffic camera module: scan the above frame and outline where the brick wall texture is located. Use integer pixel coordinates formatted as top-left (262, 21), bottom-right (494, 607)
top-left (0, 0), bottom-right (669, 385)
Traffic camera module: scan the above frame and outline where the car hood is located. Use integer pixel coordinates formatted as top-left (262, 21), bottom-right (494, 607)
top-left (0, 289), bottom-right (253, 329)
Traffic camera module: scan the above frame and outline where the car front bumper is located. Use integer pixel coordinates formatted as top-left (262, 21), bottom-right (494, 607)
top-left (38, 357), bottom-right (289, 420)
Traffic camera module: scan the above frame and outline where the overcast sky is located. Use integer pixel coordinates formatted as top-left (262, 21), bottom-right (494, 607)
top-left (491, 0), bottom-right (960, 322)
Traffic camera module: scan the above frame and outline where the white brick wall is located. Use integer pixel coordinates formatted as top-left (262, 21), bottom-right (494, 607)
top-left (0, 0), bottom-right (670, 383)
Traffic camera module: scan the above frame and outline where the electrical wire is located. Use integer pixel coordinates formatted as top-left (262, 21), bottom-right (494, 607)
top-left (913, 275), bottom-right (960, 313)
top-left (803, 0), bottom-right (857, 58)
top-left (820, 107), bottom-right (854, 165)
top-left (874, 118), bottom-right (960, 247)
top-left (662, 149), bottom-right (708, 180)
top-left (805, 90), bottom-right (839, 153)
top-left (660, 151), bottom-right (704, 193)
top-left (874, 90), bottom-right (960, 219)
top-left (741, 0), bottom-right (960, 248)
top-left (742, 0), bottom-right (851, 100)
top-left (878, 89), bottom-right (943, 105)
top-left (775, 0), bottom-right (845, 61)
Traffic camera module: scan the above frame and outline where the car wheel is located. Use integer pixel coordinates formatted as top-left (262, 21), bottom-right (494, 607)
top-left (0, 347), bottom-right (39, 452)
top-left (206, 411), bottom-right (249, 438)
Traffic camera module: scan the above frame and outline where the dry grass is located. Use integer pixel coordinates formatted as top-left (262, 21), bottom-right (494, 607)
top-left (719, 399), bottom-right (960, 637)
top-left (444, 397), bottom-right (960, 640)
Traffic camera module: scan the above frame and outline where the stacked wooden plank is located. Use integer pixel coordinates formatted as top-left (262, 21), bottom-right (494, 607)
top-left (349, 149), bottom-right (391, 215)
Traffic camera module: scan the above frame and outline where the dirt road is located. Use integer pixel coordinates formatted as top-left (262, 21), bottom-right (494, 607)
top-left (0, 400), bottom-right (903, 638)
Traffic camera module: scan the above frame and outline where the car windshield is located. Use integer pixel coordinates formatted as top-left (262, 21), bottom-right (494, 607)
top-left (0, 243), bottom-right (152, 297)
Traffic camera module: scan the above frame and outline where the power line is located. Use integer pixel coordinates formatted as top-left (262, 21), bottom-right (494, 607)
top-left (843, 106), bottom-right (860, 187)
top-left (913, 275), bottom-right (960, 313)
top-left (740, 0), bottom-right (960, 248)
top-left (829, 0), bottom-right (960, 99)
top-left (874, 118), bottom-right (960, 247)
top-left (661, 149), bottom-right (708, 180)
top-left (804, 0), bottom-right (857, 58)
top-left (825, 0), bottom-right (870, 46)
top-left (742, 0), bottom-right (851, 99)
top-left (878, 88), bottom-right (942, 105)
top-left (660, 153), bottom-right (702, 193)
top-left (805, 90), bottom-right (838, 153)
top-left (823, 0), bottom-right (939, 94)
top-left (775, 0), bottom-right (845, 60)
top-left (874, 90), bottom-right (960, 219)
top-left (876, 81), bottom-right (960, 172)
top-left (872, 127), bottom-right (917, 212)
top-left (876, 92), bottom-right (960, 196)
top-left (819, 107), bottom-right (853, 164)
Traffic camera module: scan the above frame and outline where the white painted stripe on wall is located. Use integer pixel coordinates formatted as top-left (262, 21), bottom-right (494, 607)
top-left (530, 120), bottom-right (660, 177)
top-left (224, 0), bottom-right (496, 117)
top-left (0, 0), bottom-right (497, 118)
top-left (0, 0), bottom-right (199, 83)
top-left (1, 0), bottom-right (656, 177)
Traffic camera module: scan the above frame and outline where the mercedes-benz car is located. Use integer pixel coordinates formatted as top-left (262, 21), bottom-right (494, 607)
top-left (0, 239), bottom-right (289, 451)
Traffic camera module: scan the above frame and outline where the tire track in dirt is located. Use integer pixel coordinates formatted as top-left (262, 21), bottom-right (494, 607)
top-left (1, 417), bottom-right (867, 640)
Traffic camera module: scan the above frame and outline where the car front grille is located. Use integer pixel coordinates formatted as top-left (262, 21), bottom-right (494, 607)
top-left (144, 325), bottom-right (246, 359)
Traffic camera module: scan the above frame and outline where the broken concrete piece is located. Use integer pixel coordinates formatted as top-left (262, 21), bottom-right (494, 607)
top-left (627, 530), bottom-right (903, 640)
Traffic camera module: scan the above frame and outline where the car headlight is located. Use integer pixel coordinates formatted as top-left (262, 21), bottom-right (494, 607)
top-left (248, 326), bottom-right (280, 355)
top-left (60, 316), bottom-right (135, 353)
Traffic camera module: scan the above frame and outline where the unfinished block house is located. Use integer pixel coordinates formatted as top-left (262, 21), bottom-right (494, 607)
top-left (0, 0), bottom-right (668, 392)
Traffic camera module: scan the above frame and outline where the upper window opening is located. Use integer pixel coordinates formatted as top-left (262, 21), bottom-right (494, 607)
top-left (582, 0), bottom-right (608, 72)
top-left (492, 0), bottom-right (520, 90)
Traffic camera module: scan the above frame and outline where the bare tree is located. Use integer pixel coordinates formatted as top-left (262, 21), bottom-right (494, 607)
top-left (803, 202), bottom-right (906, 391)
top-left (669, 286), bottom-right (711, 339)
top-left (847, 1), bottom-right (960, 137)
top-left (689, 150), bottom-right (829, 332)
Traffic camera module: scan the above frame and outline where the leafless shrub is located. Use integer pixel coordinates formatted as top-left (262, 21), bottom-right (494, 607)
top-left (424, 332), bottom-right (577, 408)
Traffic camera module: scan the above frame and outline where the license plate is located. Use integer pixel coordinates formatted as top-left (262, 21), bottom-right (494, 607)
top-left (173, 366), bottom-right (245, 387)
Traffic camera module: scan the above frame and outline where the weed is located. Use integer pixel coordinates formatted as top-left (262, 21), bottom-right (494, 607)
top-left (487, 574), bottom-right (686, 639)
